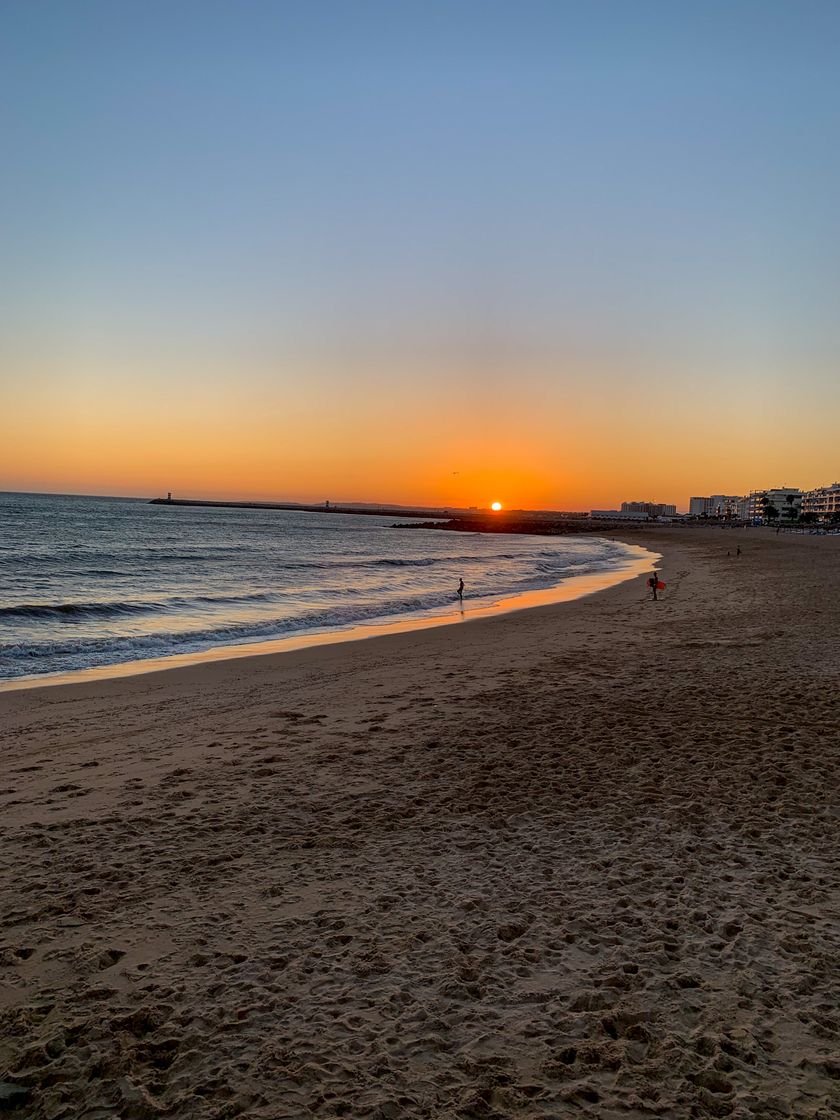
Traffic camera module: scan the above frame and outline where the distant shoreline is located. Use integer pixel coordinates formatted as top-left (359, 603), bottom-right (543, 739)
top-left (147, 497), bottom-right (748, 537)
top-left (150, 496), bottom-right (612, 532)
top-left (395, 515), bottom-right (631, 536)
top-left (149, 496), bottom-right (449, 518)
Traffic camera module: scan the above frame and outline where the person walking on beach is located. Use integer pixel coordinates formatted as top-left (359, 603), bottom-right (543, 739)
top-left (457, 577), bottom-right (464, 603)
top-left (737, 546), bottom-right (741, 557)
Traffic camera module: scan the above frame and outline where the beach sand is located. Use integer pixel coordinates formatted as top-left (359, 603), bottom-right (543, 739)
top-left (1, 528), bottom-right (838, 1118)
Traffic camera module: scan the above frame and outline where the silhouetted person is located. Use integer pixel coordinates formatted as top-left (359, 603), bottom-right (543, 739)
top-left (457, 578), bottom-right (464, 603)
top-left (649, 570), bottom-right (659, 601)
top-left (736, 546), bottom-right (741, 557)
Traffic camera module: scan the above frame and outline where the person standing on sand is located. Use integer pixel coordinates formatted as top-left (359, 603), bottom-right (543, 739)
top-left (649, 570), bottom-right (659, 601)
top-left (457, 578), bottom-right (464, 603)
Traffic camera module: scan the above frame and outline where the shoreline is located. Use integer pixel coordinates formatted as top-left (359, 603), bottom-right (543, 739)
top-left (2, 527), bottom-right (839, 1118)
top-left (0, 541), bottom-right (658, 694)
top-left (149, 496), bottom-right (453, 518)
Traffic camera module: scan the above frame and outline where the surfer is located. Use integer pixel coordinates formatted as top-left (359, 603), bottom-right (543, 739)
top-left (648, 570), bottom-right (665, 601)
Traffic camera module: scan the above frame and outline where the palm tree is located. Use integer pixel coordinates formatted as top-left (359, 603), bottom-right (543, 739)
top-left (784, 494), bottom-right (798, 521)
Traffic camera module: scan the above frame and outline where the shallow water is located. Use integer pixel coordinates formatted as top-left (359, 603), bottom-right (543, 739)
top-left (0, 492), bottom-right (642, 682)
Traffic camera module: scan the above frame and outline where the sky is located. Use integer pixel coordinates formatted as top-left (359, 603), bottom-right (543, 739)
top-left (2, 0), bottom-right (839, 510)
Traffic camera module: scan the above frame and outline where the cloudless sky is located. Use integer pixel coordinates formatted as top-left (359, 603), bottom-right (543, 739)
top-left (2, 0), bottom-right (839, 508)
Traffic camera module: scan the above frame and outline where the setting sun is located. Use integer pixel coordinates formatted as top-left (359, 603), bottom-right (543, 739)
top-left (491, 501), bottom-right (503, 512)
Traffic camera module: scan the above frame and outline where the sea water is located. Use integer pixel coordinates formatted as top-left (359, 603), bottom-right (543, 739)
top-left (0, 492), bottom-right (641, 682)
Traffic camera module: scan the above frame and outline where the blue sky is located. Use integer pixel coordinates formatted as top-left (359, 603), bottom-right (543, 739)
top-left (2, 1), bottom-right (839, 504)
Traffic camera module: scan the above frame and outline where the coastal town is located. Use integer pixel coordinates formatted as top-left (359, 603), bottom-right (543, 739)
top-left (592, 480), bottom-right (840, 523)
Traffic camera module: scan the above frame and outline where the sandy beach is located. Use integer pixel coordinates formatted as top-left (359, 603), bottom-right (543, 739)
top-left (1, 527), bottom-right (838, 1119)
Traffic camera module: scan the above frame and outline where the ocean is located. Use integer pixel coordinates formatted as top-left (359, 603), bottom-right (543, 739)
top-left (0, 492), bottom-right (644, 683)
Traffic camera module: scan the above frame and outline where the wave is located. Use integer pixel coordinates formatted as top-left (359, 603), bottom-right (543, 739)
top-left (250, 551), bottom-right (562, 572)
top-left (0, 548), bottom-right (254, 568)
top-left (0, 554), bottom-right (597, 625)
top-left (1, 593), bottom-right (451, 666)
top-left (0, 601), bottom-right (153, 621)
top-left (0, 543), bottom-right (582, 572)
top-left (0, 590), bottom-right (276, 622)
top-left (0, 493), bottom-right (641, 683)
top-left (0, 553), bottom-right (641, 680)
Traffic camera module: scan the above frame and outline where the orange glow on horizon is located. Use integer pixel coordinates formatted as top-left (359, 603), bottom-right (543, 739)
top-left (2, 351), bottom-right (838, 513)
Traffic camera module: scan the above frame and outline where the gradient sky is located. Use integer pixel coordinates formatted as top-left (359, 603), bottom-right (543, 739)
top-left (2, 1), bottom-right (839, 509)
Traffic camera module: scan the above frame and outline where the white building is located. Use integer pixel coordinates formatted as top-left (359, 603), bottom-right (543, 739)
top-left (590, 509), bottom-right (649, 520)
top-left (735, 496), bottom-right (752, 521)
top-left (689, 495), bottom-right (742, 518)
top-left (621, 501), bottom-right (677, 517)
top-left (743, 488), bottom-right (802, 523)
top-left (800, 482), bottom-right (840, 521)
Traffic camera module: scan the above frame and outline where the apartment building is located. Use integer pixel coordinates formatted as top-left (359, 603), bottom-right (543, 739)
top-left (590, 509), bottom-right (648, 520)
top-left (621, 501), bottom-right (677, 517)
top-left (800, 482), bottom-right (840, 520)
top-left (742, 488), bottom-right (802, 522)
top-left (688, 495), bottom-right (742, 518)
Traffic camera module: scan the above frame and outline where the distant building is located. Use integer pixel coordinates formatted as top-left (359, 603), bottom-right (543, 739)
top-left (591, 509), bottom-right (650, 520)
top-left (743, 487), bottom-right (802, 523)
top-left (687, 488), bottom-right (814, 522)
top-left (688, 495), bottom-right (742, 518)
top-left (800, 483), bottom-right (840, 521)
top-left (621, 501), bottom-right (677, 517)
top-left (735, 496), bottom-right (752, 520)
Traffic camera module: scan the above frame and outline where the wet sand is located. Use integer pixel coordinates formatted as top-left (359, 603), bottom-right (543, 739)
top-left (1, 528), bottom-right (838, 1118)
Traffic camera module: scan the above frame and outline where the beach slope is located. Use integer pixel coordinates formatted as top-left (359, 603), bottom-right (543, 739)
top-left (1, 529), bottom-right (838, 1118)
